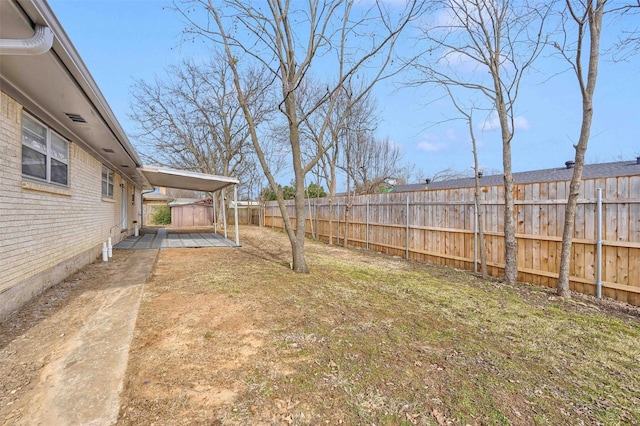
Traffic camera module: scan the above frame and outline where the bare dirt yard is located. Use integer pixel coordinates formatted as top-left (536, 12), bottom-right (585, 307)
top-left (3, 226), bottom-right (640, 425)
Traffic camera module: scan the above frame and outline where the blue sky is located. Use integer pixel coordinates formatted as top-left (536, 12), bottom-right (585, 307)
top-left (49, 0), bottom-right (640, 184)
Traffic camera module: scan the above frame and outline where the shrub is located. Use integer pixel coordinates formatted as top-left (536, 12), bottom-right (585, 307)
top-left (152, 205), bottom-right (171, 225)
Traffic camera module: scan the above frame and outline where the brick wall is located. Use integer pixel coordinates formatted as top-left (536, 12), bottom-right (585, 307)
top-left (0, 91), bottom-right (141, 319)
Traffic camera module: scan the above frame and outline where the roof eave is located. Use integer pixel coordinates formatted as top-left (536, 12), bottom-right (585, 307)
top-left (27, 0), bottom-right (142, 168)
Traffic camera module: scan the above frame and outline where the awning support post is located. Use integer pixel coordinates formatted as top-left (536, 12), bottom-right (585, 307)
top-left (221, 190), bottom-right (228, 239)
top-left (213, 194), bottom-right (217, 232)
top-left (234, 184), bottom-right (240, 246)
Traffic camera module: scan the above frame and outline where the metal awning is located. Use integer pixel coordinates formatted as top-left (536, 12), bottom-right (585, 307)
top-left (138, 166), bottom-right (241, 246)
top-left (138, 166), bottom-right (239, 192)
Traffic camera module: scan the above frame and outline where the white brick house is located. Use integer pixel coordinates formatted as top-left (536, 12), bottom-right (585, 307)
top-left (0, 0), bottom-right (146, 320)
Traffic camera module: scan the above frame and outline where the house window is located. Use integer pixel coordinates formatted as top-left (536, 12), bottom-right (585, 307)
top-left (102, 166), bottom-right (114, 198)
top-left (22, 113), bottom-right (69, 185)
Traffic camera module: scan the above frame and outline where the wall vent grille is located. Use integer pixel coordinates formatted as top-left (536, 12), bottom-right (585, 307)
top-left (64, 113), bottom-right (87, 123)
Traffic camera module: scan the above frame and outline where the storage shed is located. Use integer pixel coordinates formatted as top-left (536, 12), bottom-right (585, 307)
top-left (171, 200), bottom-right (213, 227)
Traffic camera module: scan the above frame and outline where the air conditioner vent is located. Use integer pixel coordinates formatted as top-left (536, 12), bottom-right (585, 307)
top-left (103, 148), bottom-right (115, 153)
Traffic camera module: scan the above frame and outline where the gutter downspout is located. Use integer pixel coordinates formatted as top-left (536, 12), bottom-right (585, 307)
top-left (0, 25), bottom-right (54, 56)
top-left (140, 188), bottom-right (156, 228)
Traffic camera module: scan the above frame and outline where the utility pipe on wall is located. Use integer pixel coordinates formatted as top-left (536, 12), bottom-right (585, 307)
top-left (140, 188), bottom-right (156, 228)
top-left (102, 242), bottom-right (108, 262)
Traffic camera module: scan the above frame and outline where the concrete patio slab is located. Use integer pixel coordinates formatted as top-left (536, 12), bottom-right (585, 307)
top-left (115, 229), bottom-right (237, 250)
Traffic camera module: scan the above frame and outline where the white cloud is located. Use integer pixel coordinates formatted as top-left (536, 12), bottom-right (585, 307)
top-left (514, 116), bottom-right (530, 131)
top-left (481, 114), bottom-right (500, 131)
top-left (417, 134), bottom-right (447, 152)
top-left (481, 112), bottom-right (530, 132)
top-left (439, 49), bottom-right (481, 72)
top-left (385, 138), bottom-right (403, 151)
top-left (445, 128), bottom-right (457, 141)
top-left (432, 8), bottom-right (458, 29)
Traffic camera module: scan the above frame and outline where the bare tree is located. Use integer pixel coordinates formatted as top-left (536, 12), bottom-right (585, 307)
top-left (610, 2), bottom-right (640, 61)
top-left (429, 167), bottom-right (473, 182)
top-left (298, 78), bottom-right (348, 243)
top-left (344, 135), bottom-right (407, 195)
top-left (316, 95), bottom-right (342, 245)
top-left (176, 0), bottom-right (424, 272)
top-left (335, 85), bottom-right (382, 247)
top-left (439, 86), bottom-right (488, 278)
top-left (412, 0), bottom-right (553, 285)
top-left (129, 55), bottom-right (267, 195)
top-left (554, 0), bottom-right (607, 297)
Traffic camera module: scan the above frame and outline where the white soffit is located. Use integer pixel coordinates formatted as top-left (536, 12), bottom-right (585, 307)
top-left (138, 166), bottom-right (239, 193)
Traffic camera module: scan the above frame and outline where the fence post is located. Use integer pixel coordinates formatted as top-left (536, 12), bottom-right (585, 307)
top-left (315, 199), bottom-right (319, 240)
top-left (405, 196), bottom-right (410, 260)
top-left (213, 196), bottom-right (217, 233)
top-left (474, 199), bottom-right (478, 274)
top-left (221, 192), bottom-right (228, 239)
top-left (328, 200), bottom-right (333, 245)
top-left (366, 198), bottom-right (370, 250)
top-left (337, 201), bottom-right (341, 245)
top-left (596, 188), bottom-right (603, 298)
top-left (271, 203), bottom-right (274, 229)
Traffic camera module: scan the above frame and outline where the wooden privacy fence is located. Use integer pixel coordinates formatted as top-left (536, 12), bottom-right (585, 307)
top-left (264, 176), bottom-right (640, 306)
top-left (226, 206), bottom-right (263, 226)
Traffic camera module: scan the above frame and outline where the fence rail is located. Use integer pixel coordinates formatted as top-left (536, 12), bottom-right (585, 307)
top-left (264, 176), bottom-right (640, 306)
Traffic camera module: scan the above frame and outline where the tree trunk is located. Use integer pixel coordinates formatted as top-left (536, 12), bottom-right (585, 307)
top-left (289, 184), bottom-right (309, 273)
top-left (557, 169), bottom-right (583, 297)
top-left (343, 169), bottom-right (352, 248)
top-left (494, 84), bottom-right (517, 285)
top-left (328, 165), bottom-right (336, 245)
top-left (558, 0), bottom-right (604, 297)
top-left (470, 117), bottom-right (487, 279)
top-left (503, 167), bottom-right (517, 285)
top-left (290, 120), bottom-right (309, 273)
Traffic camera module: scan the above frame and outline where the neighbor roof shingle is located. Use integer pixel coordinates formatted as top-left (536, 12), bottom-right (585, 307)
top-left (392, 159), bottom-right (640, 192)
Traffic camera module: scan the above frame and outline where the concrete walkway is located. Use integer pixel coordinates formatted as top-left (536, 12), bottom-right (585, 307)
top-left (3, 249), bottom-right (158, 425)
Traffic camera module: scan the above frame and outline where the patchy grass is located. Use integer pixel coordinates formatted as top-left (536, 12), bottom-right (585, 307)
top-left (118, 226), bottom-right (640, 425)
